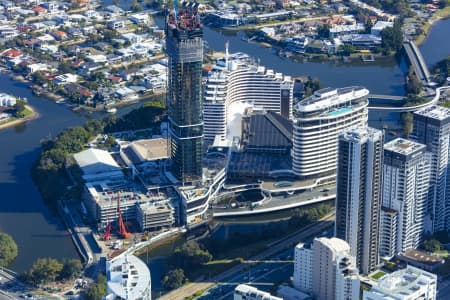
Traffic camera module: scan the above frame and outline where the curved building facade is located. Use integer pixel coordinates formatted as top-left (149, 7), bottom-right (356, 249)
top-left (203, 53), bottom-right (293, 144)
top-left (106, 254), bottom-right (151, 300)
top-left (292, 87), bottom-right (369, 180)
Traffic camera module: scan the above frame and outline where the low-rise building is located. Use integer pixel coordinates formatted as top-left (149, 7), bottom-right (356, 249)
top-left (363, 265), bottom-right (437, 300)
top-left (330, 23), bottom-right (365, 38)
top-left (0, 93), bottom-right (16, 106)
top-left (371, 21), bottom-right (393, 36)
top-left (54, 73), bottom-right (78, 85)
top-left (73, 148), bottom-right (124, 182)
top-left (234, 284), bottom-right (282, 300)
top-left (129, 13), bottom-right (151, 25)
top-left (107, 17), bottom-right (127, 30)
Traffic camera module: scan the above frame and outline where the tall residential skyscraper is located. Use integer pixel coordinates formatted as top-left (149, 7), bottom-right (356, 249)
top-left (166, 2), bottom-right (203, 182)
top-left (335, 127), bottom-right (383, 274)
top-left (411, 105), bottom-right (450, 232)
top-left (292, 237), bottom-right (360, 300)
top-left (380, 138), bottom-right (431, 259)
top-left (292, 86), bottom-right (368, 180)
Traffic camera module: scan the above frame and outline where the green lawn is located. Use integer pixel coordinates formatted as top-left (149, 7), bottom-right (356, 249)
top-left (188, 259), bottom-right (240, 280)
top-left (138, 234), bottom-right (185, 261)
top-left (371, 271), bottom-right (386, 280)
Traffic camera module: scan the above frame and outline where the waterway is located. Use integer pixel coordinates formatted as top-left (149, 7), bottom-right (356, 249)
top-left (0, 7), bottom-right (448, 273)
top-left (0, 74), bottom-right (139, 272)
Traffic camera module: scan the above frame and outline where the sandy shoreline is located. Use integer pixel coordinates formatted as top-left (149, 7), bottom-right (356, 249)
top-left (0, 105), bottom-right (39, 131)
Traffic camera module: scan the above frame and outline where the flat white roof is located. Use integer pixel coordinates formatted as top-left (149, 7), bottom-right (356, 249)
top-left (384, 138), bottom-right (426, 156)
top-left (74, 148), bottom-right (121, 175)
top-left (415, 105), bottom-right (450, 121)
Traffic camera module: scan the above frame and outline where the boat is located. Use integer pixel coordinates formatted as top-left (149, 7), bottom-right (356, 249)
top-left (106, 107), bottom-right (117, 114)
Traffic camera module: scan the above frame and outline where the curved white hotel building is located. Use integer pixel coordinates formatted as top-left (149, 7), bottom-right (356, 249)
top-left (292, 87), bottom-right (369, 180)
top-left (203, 52), bottom-right (294, 144)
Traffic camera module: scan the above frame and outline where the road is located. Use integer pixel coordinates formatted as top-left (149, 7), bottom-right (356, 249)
top-left (159, 216), bottom-right (334, 300)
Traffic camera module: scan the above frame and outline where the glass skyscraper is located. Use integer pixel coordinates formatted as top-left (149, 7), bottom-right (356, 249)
top-left (166, 2), bottom-right (203, 182)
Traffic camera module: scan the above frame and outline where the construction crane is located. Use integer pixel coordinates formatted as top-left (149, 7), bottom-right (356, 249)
top-left (117, 193), bottom-right (131, 239)
top-left (102, 223), bottom-right (112, 241)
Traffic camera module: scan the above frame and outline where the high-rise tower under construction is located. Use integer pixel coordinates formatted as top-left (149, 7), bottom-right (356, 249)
top-left (166, 1), bottom-right (203, 182)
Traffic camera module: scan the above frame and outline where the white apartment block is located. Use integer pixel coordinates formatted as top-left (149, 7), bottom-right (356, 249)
top-left (293, 243), bottom-right (312, 292)
top-left (203, 52), bottom-right (293, 144)
top-left (380, 138), bottom-right (431, 259)
top-left (293, 237), bottom-right (360, 300)
top-left (292, 86), bottom-right (368, 180)
top-left (335, 255), bottom-right (360, 300)
top-left (363, 265), bottom-right (437, 300)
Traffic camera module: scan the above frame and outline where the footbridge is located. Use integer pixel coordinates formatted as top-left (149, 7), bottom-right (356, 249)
top-left (403, 40), bottom-right (431, 84)
top-left (368, 94), bottom-right (406, 101)
top-left (369, 86), bottom-right (450, 112)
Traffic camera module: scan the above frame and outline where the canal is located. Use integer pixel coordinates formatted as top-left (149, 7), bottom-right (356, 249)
top-left (0, 8), bottom-right (448, 274)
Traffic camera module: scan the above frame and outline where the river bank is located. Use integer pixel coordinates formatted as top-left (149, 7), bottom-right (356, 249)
top-left (0, 104), bottom-right (39, 131)
top-left (416, 7), bottom-right (450, 45)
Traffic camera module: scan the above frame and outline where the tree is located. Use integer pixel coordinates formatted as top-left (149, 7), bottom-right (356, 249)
top-left (28, 258), bottom-right (63, 284)
top-left (170, 240), bottom-right (212, 270)
top-left (104, 136), bottom-right (116, 149)
top-left (381, 20), bottom-right (403, 53)
top-left (59, 258), bottom-right (83, 280)
top-left (14, 99), bottom-right (27, 118)
top-left (400, 112), bottom-right (413, 138)
top-left (162, 269), bottom-right (186, 290)
top-left (304, 77), bottom-right (322, 97)
top-left (317, 24), bottom-right (330, 38)
top-left (0, 233), bottom-right (18, 267)
top-left (422, 238), bottom-right (441, 253)
top-left (131, 0), bottom-right (143, 12)
top-left (85, 274), bottom-right (107, 300)
top-left (32, 71), bottom-right (47, 85)
top-left (406, 66), bottom-right (423, 94)
top-left (58, 61), bottom-right (75, 74)
top-left (341, 44), bottom-right (356, 56)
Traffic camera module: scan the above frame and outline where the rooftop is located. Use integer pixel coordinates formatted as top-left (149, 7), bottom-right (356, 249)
top-left (315, 237), bottom-right (350, 254)
top-left (73, 148), bottom-right (122, 176)
top-left (123, 138), bottom-right (168, 164)
top-left (415, 105), bottom-right (450, 121)
top-left (243, 110), bottom-right (292, 150)
top-left (373, 265), bottom-right (437, 296)
top-left (340, 126), bottom-right (382, 143)
top-left (384, 138), bottom-right (426, 156)
top-left (295, 86), bottom-right (369, 113)
top-left (107, 255), bottom-right (151, 300)
top-left (400, 249), bottom-right (444, 266)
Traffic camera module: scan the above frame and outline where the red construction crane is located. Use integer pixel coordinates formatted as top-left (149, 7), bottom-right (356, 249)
top-left (102, 223), bottom-right (112, 241)
top-left (117, 193), bottom-right (131, 239)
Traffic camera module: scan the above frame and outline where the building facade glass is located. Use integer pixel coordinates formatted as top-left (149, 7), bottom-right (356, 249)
top-left (166, 3), bottom-right (204, 182)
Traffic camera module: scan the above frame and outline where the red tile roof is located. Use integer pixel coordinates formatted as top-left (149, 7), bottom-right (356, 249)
top-left (2, 49), bottom-right (23, 58)
top-left (33, 6), bottom-right (47, 13)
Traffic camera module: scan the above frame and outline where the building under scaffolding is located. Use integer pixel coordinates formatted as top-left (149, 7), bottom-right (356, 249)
top-left (166, 1), bottom-right (204, 183)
